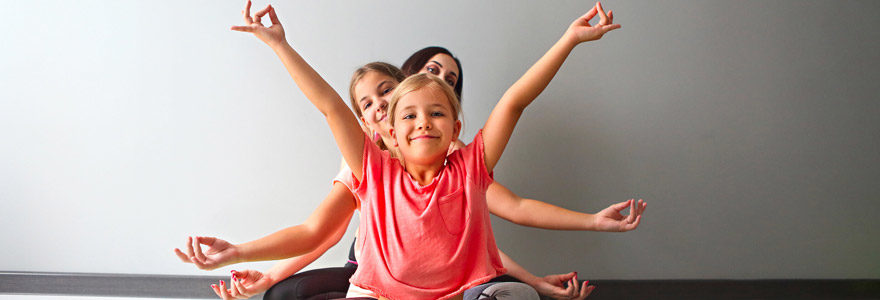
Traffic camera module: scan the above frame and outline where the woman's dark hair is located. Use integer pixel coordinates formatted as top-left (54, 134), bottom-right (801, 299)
top-left (401, 46), bottom-right (463, 103)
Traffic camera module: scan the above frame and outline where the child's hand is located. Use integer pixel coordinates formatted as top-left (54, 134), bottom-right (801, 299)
top-left (230, 0), bottom-right (286, 48)
top-left (173, 236), bottom-right (241, 270)
top-left (533, 272), bottom-right (595, 300)
top-left (210, 269), bottom-right (272, 300)
top-left (593, 199), bottom-right (647, 232)
top-left (566, 1), bottom-right (621, 44)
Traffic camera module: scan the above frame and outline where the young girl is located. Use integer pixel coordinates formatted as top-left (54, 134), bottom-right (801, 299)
top-left (176, 1), bottom-right (641, 299)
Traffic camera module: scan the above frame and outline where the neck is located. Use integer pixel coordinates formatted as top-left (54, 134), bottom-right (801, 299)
top-left (402, 154), bottom-right (446, 186)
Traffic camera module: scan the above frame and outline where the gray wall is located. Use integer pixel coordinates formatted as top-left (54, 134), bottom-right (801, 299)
top-left (1, 0), bottom-right (878, 279)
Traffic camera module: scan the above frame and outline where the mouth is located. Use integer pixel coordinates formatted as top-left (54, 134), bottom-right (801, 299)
top-left (377, 115), bottom-right (386, 122)
top-left (410, 134), bottom-right (438, 141)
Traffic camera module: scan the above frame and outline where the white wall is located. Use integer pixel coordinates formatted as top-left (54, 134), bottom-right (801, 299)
top-left (2, 0), bottom-right (878, 279)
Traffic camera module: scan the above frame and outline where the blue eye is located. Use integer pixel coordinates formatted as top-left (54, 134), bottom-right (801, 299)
top-left (363, 102), bottom-right (372, 110)
top-left (431, 111), bottom-right (445, 117)
top-left (382, 88), bottom-right (392, 95)
top-left (403, 114), bottom-right (415, 120)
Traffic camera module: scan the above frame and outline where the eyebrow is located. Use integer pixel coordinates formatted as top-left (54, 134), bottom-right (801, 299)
top-left (400, 103), bottom-right (449, 111)
top-left (430, 60), bottom-right (458, 78)
top-left (359, 80), bottom-right (392, 103)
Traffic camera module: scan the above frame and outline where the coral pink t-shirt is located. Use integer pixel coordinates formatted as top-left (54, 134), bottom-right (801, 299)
top-left (344, 130), bottom-right (506, 300)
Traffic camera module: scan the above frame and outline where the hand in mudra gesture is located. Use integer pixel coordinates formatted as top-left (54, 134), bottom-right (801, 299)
top-left (231, 0), bottom-right (286, 47)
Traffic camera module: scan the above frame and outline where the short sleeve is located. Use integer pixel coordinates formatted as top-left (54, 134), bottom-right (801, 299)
top-left (333, 162), bottom-right (356, 190)
top-left (351, 132), bottom-right (390, 198)
top-left (461, 129), bottom-right (494, 190)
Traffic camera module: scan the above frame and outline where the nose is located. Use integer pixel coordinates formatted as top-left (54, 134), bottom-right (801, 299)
top-left (417, 116), bottom-right (431, 130)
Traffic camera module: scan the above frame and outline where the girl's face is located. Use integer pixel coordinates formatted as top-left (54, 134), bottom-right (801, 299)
top-left (419, 53), bottom-right (460, 88)
top-left (390, 85), bottom-right (461, 165)
top-left (353, 71), bottom-right (398, 139)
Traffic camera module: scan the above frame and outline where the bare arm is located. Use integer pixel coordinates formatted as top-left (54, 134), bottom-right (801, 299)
top-left (482, 2), bottom-right (620, 172)
top-left (499, 250), bottom-right (594, 299)
top-left (236, 183), bottom-right (356, 262)
top-left (487, 182), bottom-right (647, 231)
top-left (231, 2), bottom-right (365, 180)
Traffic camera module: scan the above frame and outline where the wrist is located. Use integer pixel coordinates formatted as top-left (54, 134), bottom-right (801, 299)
top-left (269, 40), bottom-right (292, 52)
top-left (560, 30), bottom-right (581, 48)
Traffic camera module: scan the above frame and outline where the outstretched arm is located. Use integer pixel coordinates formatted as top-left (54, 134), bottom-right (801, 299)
top-left (211, 214), bottom-right (352, 300)
top-left (499, 250), bottom-right (594, 300)
top-left (231, 1), bottom-right (365, 180)
top-left (482, 2), bottom-right (620, 172)
top-left (487, 182), bottom-right (646, 231)
top-left (174, 183), bottom-right (356, 269)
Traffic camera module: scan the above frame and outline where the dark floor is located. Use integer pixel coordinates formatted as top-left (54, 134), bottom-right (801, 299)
top-left (2, 272), bottom-right (879, 299)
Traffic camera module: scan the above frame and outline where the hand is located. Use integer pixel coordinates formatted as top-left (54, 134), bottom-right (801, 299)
top-left (593, 199), bottom-right (647, 232)
top-left (210, 269), bottom-right (273, 300)
top-left (532, 272), bottom-right (595, 300)
top-left (173, 236), bottom-right (241, 270)
top-left (565, 1), bottom-right (621, 44)
top-left (230, 0), bottom-right (286, 47)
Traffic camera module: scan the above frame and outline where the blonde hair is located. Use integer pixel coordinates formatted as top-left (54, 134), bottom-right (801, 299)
top-left (348, 62), bottom-right (406, 118)
top-left (388, 73), bottom-right (462, 127)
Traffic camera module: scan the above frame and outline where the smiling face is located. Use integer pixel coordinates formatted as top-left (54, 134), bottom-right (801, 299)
top-left (390, 84), bottom-right (461, 166)
top-left (353, 71), bottom-right (398, 141)
top-left (419, 53), bottom-right (460, 88)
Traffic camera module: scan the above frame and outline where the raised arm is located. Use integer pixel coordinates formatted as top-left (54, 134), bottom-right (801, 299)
top-left (231, 1), bottom-right (365, 179)
top-left (487, 182), bottom-right (646, 231)
top-left (481, 2), bottom-right (620, 172)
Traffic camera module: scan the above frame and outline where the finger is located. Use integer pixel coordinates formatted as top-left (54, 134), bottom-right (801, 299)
top-left (243, 0), bottom-right (253, 24)
top-left (611, 199), bottom-right (632, 212)
top-left (602, 23), bottom-right (622, 33)
top-left (234, 277), bottom-right (252, 298)
top-left (608, 10), bottom-right (614, 24)
top-left (211, 283), bottom-right (223, 298)
top-left (579, 5), bottom-right (598, 25)
top-left (229, 275), bottom-right (244, 298)
top-left (185, 237), bottom-right (197, 262)
top-left (569, 276), bottom-right (581, 298)
top-left (198, 236), bottom-right (220, 249)
top-left (219, 280), bottom-right (233, 300)
top-left (230, 25), bottom-right (256, 32)
top-left (268, 5), bottom-right (281, 25)
top-left (189, 256), bottom-right (208, 270)
top-left (253, 5), bottom-right (271, 26)
top-left (578, 282), bottom-right (595, 300)
top-left (596, 2), bottom-right (609, 25)
top-left (563, 276), bottom-right (577, 298)
top-left (193, 237), bottom-right (208, 263)
top-left (173, 248), bottom-right (191, 263)
top-left (626, 198), bottom-right (637, 222)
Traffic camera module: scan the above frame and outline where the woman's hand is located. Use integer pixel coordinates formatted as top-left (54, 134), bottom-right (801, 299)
top-left (566, 1), bottom-right (620, 44)
top-left (173, 236), bottom-right (241, 270)
top-left (593, 199), bottom-right (647, 232)
top-left (532, 272), bottom-right (595, 300)
top-left (230, 0), bottom-right (286, 48)
top-left (210, 269), bottom-right (273, 300)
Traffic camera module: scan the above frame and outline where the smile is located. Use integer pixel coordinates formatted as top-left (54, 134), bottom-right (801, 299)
top-left (410, 135), bottom-right (438, 141)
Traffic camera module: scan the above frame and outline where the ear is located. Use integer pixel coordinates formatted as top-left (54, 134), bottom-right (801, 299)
top-left (452, 120), bottom-right (462, 141)
top-left (359, 117), bottom-right (370, 133)
top-left (390, 128), bottom-right (399, 147)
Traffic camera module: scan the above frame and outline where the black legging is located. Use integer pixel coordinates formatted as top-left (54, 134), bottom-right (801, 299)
top-left (263, 240), bottom-right (358, 300)
top-left (262, 238), bottom-right (521, 300)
